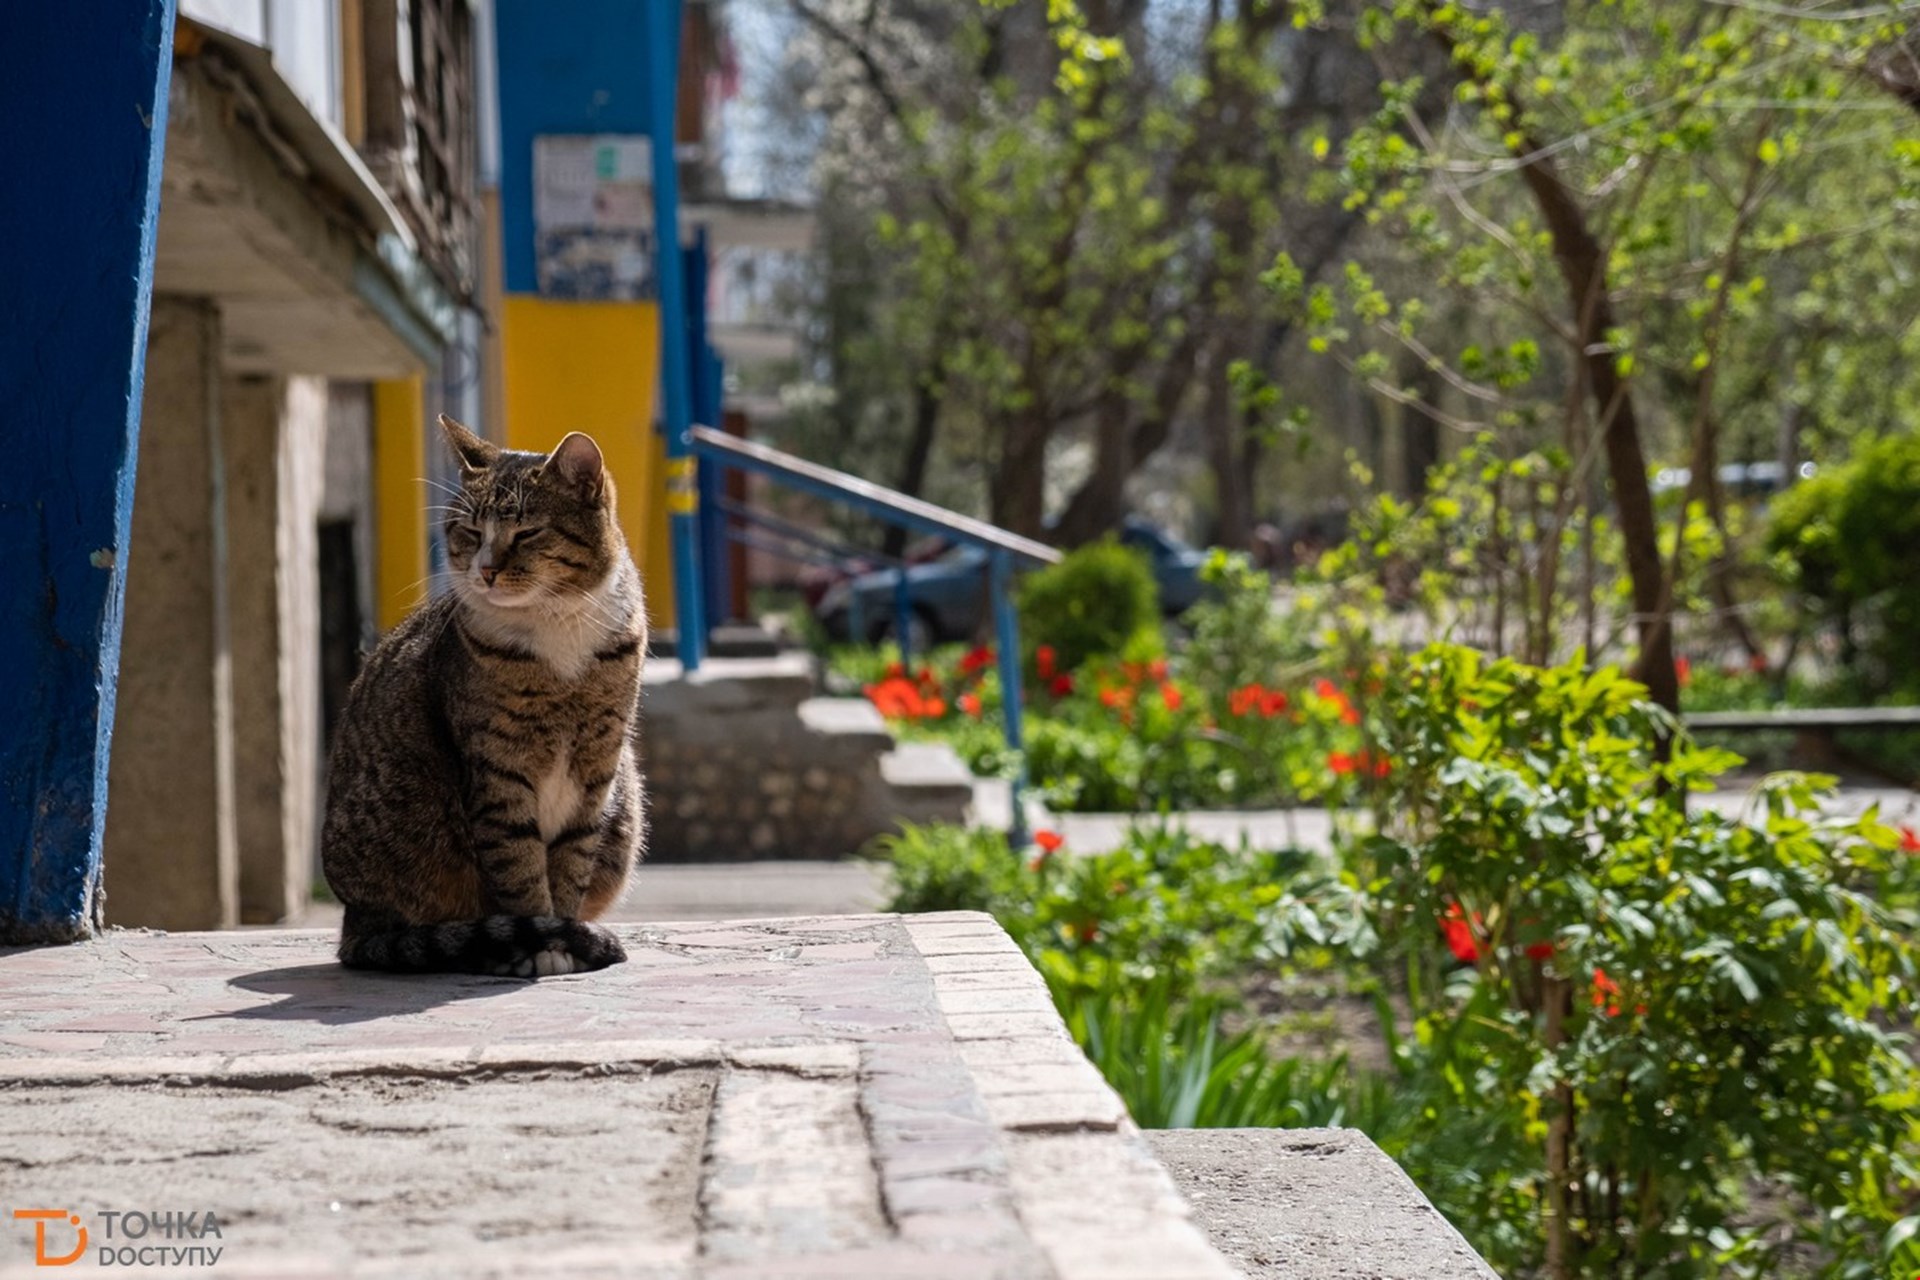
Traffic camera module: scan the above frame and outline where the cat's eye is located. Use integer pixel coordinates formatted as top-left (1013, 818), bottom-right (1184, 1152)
top-left (447, 524), bottom-right (481, 550)
top-left (508, 528), bottom-right (540, 546)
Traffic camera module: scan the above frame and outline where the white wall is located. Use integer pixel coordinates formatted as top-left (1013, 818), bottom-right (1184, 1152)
top-left (180, 0), bottom-right (266, 43)
top-left (264, 0), bottom-right (341, 128)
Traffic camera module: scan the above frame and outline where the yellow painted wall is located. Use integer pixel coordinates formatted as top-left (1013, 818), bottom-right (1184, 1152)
top-left (371, 376), bottom-right (428, 630)
top-left (499, 295), bottom-right (673, 628)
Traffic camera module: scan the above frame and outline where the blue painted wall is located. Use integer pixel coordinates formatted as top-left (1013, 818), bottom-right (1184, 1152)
top-left (0, 2), bottom-right (178, 942)
top-left (494, 0), bottom-right (657, 295)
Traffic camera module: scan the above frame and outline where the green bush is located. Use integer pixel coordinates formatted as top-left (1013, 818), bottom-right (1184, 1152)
top-left (1768, 434), bottom-right (1920, 694)
top-left (1179, 549), bottom-right (1313, 702)
top-left (1017, 539), bottom-right (1161, 674)
top-left (874, 821), bottom-right (1359, 999)
top-left (1351, 644), bottom-right (1920, 1278)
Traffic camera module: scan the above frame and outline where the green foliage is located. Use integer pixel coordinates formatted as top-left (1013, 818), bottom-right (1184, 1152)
top-left (878, 822), bottom-right (1026, 918)
top-left (1768, 434), bottom-right (1920, 695)
top-left (1179, 550), bottom-right (1315, 698)
top-left (877, 635), bottom-right (1920, 1279)
top-left (1056, 978), bottom-right (1401, 1130)
top-left (875, 821), bottom-right (1363, 1000)
top-left (1016, 540), bottom-right (1161, 674)
top-left (1351, 643), bottom-right (1920, 1278)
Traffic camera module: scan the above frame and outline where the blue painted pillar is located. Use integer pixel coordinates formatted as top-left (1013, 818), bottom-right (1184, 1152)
top-left (646, 0), bottom-right (706, 669)
top-left (686, 229), bottom-right (731, 630)
top-left (0, 2), bottom-right (178, 944)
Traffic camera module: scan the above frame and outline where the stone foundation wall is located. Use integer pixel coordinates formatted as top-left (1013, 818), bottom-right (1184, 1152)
top-left (640, 656), bottom-right (953, 861)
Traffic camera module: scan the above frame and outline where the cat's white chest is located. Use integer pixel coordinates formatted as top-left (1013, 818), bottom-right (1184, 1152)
top-left (526, 617), bottom-right (603, 683)
top-left (534, 754), bottom-right (582, 844)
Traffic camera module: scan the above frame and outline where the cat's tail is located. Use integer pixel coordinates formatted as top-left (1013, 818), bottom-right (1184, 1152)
top-left (337, 910), bottom-right (627, 977)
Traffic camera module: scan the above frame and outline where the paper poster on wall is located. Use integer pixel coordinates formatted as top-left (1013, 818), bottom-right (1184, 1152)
top-left (533, 135), bottom-right (655, 300)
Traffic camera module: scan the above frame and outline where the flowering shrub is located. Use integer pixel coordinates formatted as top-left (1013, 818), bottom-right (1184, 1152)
top-left (1016, 539), bottom-right (1163, 676)
top-left (1350, 644), bottom-right (1920, 1278)
top-left (872, 642), bottom-right (1920, 1280)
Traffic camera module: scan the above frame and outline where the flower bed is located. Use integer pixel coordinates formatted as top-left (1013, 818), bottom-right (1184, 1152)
top-left (872, 642), bottom-right (1920, 1279)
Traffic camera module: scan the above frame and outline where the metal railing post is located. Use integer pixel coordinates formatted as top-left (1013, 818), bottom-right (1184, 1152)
top-left (990, 550), bottom-right (1029, 846)
top-left (893, 569), bottom-right (913, 665)
top-left (645, 0), bottom-right (705, 671)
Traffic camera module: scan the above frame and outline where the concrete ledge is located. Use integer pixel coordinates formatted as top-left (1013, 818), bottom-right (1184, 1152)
top-left (0, 915), bottom-right (1234, 1278)
top-left (1148, 1127), bottom-right (1499, 1279)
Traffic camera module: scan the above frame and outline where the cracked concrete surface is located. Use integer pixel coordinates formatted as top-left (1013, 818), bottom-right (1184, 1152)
top-left (0, 914), bottom-right (1235, 1278)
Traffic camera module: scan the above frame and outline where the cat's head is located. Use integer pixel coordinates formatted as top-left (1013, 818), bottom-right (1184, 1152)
top-left (435, 415), bottom-right (623, 610)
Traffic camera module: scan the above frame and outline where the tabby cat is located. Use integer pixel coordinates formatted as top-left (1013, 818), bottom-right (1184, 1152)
top-left (321, 415), bottom-right (646, 976)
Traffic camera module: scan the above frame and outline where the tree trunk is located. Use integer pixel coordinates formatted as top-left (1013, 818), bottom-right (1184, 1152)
top-left (1514, 145), bottom-right (1678, 715)
top-left (1205, 343), bottom-right (1255, 549)
top-left (1425, 9), bottom-right (1678, 715)
top-left (884, 368), bottom-right (943, 557)
top-left (991, 408), bottom-right (1051, 540)
top-left (1053, 391), bottom-right (1133, 545)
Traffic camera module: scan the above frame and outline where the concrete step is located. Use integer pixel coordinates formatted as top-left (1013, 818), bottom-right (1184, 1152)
top-left (797, 694), bottom-right (895, 750)
top-left (881, 740), bottom-right (976, 828)
top-left (1148, 1127), bottom-right (1498, 1279)
top-left (0, 915), bottom-right (1240, 1279)
top-left (645, 661), bottom-right (977, 860)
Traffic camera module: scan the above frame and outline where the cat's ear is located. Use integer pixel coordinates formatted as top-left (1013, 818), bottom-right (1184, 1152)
top-left (438, 414), bottom-right (499, 475)
top-left (544, 432), bottom-right (606, 504)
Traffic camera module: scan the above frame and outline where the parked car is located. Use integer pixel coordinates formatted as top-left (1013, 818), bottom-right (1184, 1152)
top-left (814, 517), bottom-right (1211, 645)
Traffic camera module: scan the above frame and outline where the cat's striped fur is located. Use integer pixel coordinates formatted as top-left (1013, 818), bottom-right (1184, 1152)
top-left (321, 416), bottom-right (645, 977)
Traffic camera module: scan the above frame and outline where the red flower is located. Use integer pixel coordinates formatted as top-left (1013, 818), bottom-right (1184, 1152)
top-left (1261, 689), bottom-right (1290, 717)
top-left (916, 666), bottom-right (937, 690)
top-left (924, 696), bottom-right (947, 717)
top-left (1100, 687), bottom-right (1131, 711)
top-left (1229, 684), bottom-right (1261, 717)
top-left (1033, 829), bottom-right (1065, 854)
top-left (1148, 658), bottom-right (1169, 681)
top-left (1159, 682), bottom-right (1183, 712)
top-left (1050, 673), bottom-right (1074, 697)
top-left (1329, 749), bottom-right (1389, 778)
top-left (1900, 826), bottom-right (1920, 853)
top-left (958, 692), bottom-right (983, 718)
top-left (1441, 902), bottom-right (1481, 964)
top-left (959, 646), bottom-right (995, 674)
top-left (1313, 677), bottom-right (1359, 724)
top-left (886, 661), bottom-right (906, 679)
top-left (1748, 652), bottom-right (1769, 675)
top-left (1591, 967), bottom-right (1622, 1016)
top-left (1036, 646), bottom-right (1057, 680)
top-left (1524, 941), bottom-right (1556, 961)
top-left (1675, 656), bottom-right (1692, 688)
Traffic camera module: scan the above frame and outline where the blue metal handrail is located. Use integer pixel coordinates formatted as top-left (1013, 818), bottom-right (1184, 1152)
top-left (691, 425), bottom-right (1058, 842)
top-left (712, 498), bottom-right (909, 646)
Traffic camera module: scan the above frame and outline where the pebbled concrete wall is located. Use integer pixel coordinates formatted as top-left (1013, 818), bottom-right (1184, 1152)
top-left (640, 656), bottom-right (968, 861)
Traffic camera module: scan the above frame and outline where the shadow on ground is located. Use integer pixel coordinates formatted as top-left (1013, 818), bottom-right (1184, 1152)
top-left (202, 963), bottom-right (533, 1025)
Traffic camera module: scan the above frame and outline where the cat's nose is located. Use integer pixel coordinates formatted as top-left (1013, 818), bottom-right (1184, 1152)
top-left (479, 566), bottom-right (499, 586)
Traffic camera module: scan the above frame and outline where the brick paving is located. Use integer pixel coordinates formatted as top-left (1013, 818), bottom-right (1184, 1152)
top-left (0, 913), bottom-right (1234, 1279)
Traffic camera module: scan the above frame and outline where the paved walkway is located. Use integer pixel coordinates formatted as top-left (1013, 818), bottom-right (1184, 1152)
top-left (1046, 783), bottom-right (1920, 857)
top-left (0, 914), bottom-right (1234, 1279)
